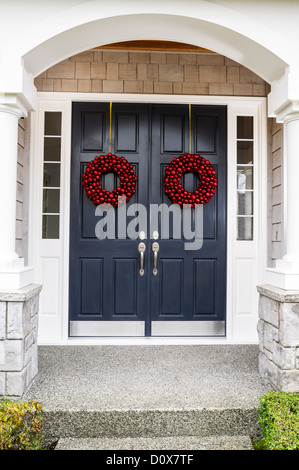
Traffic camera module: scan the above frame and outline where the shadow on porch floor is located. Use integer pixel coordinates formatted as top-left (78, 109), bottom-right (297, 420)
top-left (23, 344), bottom-right (272, 448)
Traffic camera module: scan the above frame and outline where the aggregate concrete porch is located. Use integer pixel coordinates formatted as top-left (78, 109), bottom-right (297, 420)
top-left (23, 344), bottom-right (272, 450)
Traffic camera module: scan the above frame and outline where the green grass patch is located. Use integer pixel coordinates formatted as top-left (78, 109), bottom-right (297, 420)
top-left (258, 391), bottom-right (299, 450)
top-left (252, 439), bottom-right (267, 450)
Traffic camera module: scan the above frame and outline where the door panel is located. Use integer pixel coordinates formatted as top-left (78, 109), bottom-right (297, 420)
top-left (80, 258), bottom-right (104, 315)
top-left (162, 114), bottom-right (185, 153)
top-left (195, 115), bottom-right (217, 153)
top-left (82, 112), bottom-right (105, 152)
top-left (69, 103), bottom-right (149, 335)
top-left (160, 258), bottom-right (184, 316)
top-left (115, 113), bottom-right (138, 152)
top-left (150, 105), bottom-right (226, 335)
top-left (194, 259), bottom-right (216, 315)
top-left (113, 258), bottom-right (137, 316)
top-left (69, 102), bottom-right (227, 337)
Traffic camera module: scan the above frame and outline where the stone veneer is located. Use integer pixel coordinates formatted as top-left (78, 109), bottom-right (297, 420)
top-left (258, 284), bottom-right (299, 392)
top-left (0, 284), bottom-right (42, 398)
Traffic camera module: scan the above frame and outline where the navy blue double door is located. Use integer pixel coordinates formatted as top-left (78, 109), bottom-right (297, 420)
top-left (69, 102), bottom-right (226, 337)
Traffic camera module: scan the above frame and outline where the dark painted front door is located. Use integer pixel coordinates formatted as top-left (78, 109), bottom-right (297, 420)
top-left (69, 102), bottom-right (226, 337)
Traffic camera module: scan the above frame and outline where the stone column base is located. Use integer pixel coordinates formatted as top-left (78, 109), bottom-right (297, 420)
top-left (257, 284), bottom-right (299, 392)
top-left (0, 284), bottom-right (42, 399)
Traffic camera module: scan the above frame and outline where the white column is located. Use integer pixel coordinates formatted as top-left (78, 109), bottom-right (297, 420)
top-left (0, 104), bottom-right (22, 267)
top-left (267, 107), bottom-right (299, 289)
top-left (0, 100), bottom-right (33, 289)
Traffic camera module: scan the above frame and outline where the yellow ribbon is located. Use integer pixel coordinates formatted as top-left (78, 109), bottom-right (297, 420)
top-left (189, 104), bottom-right (192, 154)
top-left (109, 102), bottom-right (112, 153)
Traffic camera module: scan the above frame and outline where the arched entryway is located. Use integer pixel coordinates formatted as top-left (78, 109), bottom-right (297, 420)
top-left (28, 39), bottom-right (268, 343)
top-left (21, 9), bottom-right (287, 83)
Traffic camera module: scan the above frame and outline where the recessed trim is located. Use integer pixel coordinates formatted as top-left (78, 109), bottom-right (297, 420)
top-left (95, 40), bottom-right (214, 53)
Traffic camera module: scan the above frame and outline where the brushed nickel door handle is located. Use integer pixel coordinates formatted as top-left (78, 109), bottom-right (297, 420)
top-left (138, 242), bottom-right (146, 276)
top-left (152, 242), bottom-right (159, 276)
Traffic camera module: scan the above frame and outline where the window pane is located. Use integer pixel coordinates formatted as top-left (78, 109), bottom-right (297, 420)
top-left (44, 137), bottom-right (61, 161)
top-left (44, 112), bottom-right (62, 136)
top-left (43, 163), bottom-right (60, 187)
top-left (43, 189), bottom-right (60, 213)
top-left (42, 215), bottom-right (60, 239)
top-left (237, 141), bottom-right (253, 164)
top-left (237, 217), bottom-right (253, 240)
top-left (237, 166), bottom-right (253, 190)
top-left (237, 191), bottom-right (253, 215)
top-left (237, 116), bottom-right (253, 139)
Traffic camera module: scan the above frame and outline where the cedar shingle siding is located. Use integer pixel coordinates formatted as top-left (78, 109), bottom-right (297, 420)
top-left (35, 50), bottom-right (270, 96)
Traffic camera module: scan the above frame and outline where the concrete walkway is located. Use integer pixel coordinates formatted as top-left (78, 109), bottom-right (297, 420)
top-left (23, 344), bottom-right (272, 450)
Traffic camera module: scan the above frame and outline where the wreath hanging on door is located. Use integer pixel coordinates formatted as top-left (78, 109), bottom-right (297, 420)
top-left (164, 153), bottom-right (217, 207)
top-left (82, 153), bottom-right (137, 207)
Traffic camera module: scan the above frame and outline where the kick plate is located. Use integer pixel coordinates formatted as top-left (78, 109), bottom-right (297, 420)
top-left (151, 321), bottom-right (225, 336)
top-left (70, 320), bottom-right (225, 337)
top-left (70, 321), bottom-right (145, 337)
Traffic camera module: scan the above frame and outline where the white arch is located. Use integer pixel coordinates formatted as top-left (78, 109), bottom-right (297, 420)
top-left (13, 2), bottom-right (288, 84)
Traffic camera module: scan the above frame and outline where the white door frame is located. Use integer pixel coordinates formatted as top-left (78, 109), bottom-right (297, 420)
top-left (29, 92), bottom-right (267, 345)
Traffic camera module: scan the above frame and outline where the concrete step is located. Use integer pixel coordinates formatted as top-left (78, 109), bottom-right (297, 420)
top-left (54, 435), bottom-right (254, 450)
top-left (41, 407), bottom-right (262, 441)
top-left (23, 345), bottom-right (271, 445)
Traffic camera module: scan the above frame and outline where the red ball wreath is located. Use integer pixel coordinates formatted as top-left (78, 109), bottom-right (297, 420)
top-left (82, 153), bottom-right (137, 207)
top-left (164, 153), bottom-right (217, 207)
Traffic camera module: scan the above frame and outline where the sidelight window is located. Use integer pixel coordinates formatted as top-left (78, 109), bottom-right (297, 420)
top-left (42, 112), bottom-right (62, 238)
top-left (236, 116), bottom-right (254, 240)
